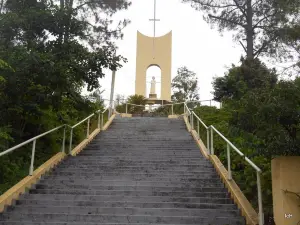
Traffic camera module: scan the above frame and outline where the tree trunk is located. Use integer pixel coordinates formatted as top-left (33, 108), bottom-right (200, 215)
top-left (246, 0), bottom-right (254, 59)
top-left (64, 0), bottom-right (74, 43)
top-left (58, 0), bottom-right (65, 44)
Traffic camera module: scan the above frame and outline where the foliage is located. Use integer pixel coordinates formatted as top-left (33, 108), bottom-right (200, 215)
top-left (182, 0), bottom-right (300, 59)
top-left (194, 105), bottom-right (274, 224)
top-left (197, 57), bottom-right (300, 224)
top-left (0, 0), bottom-right (130, 194)
top-left (212, 57), bottom-right (277, 101)
top-left (116, 94), bottom-right (146, 114)
top-left (172, 66), bottom-right (199, 103)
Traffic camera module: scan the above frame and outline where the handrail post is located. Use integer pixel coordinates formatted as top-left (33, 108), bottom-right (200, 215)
top-left (97, 112), bottom-right (100, 129)
top-left (86, 118), bottom-right (90, 138)
top-left (206, 128), bottom-right (210, 154)
top-left (197, 119), bottom-right (200, 139)
top-left (257, 171), bottom-right (264, 225)
top-left (101, 113), bottom-right (104, 130)
top-left (227, 143), bottom-right (232, 180)
top-left (126, 103), bottom-right (128, 114)
top-left (191, 112), bottom-right (194, 130)
top-left (61, 126), bottom-right (66, 153)
top-left (210, 127), bottom-right (214, 155)
top-left (69, 128), bottom-right (73, 154)
top-left (171, 104), bottom-right (174, 115)
top-left (29, 140), bottom-right (36, 176)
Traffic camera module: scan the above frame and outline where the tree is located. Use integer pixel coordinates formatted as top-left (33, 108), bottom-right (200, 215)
top-left (127, 94), bottom-right (146, 114)
top-left (182, 0), bottom-right (300, 59)
top-left (172, 66), bottom-right (199, 102)
top-left (212, 57), bottom-right (277, 101)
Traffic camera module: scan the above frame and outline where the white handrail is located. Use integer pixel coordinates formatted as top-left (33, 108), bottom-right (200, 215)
top-left (187, 107), bottom-right (264, 225)
top-left (1, 106), bottom-right (111, 176)
top-left (210, 125), bottom-right (244, 157)
top-left (192, 112), bottom-right (208, 129)
top-left (0, 125), bottom-right (65, 158)
top-left (72, 113), bottom-right (95, 129)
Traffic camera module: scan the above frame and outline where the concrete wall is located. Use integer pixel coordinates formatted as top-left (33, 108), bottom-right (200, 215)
top-left (135, 31), bottom-right (172, 101)
top-left (272, 157), bottom-right (300, 225)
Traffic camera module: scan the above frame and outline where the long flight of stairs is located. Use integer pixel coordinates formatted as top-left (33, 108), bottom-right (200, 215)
top-left (0, 117), bottom-right (245, 225)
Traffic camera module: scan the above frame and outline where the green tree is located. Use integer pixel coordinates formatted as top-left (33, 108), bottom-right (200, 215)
top-left (172, 66), bottom-right (199, 102)
top-left (212, 58), bottom-right (277, 101)
top-left (0, 0), bottom-right (130, 194)
top-left (182, 0), bottom-right (300, 59)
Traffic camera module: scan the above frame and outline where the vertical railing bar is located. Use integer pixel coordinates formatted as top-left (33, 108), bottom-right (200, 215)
top-left (126, 103), bottom-right (128, 114)
top-left (69, 128), bottom-right (73, 154)
top-left (101, 113), bottom-right (104, 130)
top-left (29, 140), bottom-right (37, 176)
top-left (61, 126), bottom-right (66, 153)
top-left (97, 112), bottom-right (100, 129)
top-left (86, 118), bottom-right (90, 138)
top-left (227, 143), bottom-right (232, 180)
top-left (207, 128), bottom-right (210, 154)
top-left (172, 104), bottom-right (174, 115)
top-left (197, 119), bottom-right (200, 139)
top-left (210, 127), bottom-right (214, 155)
top-left (257, 172), bottom-right (264, 225)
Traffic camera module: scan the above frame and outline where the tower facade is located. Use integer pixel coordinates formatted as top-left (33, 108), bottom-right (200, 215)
top-left (135, 31), bottom-right (172, 102)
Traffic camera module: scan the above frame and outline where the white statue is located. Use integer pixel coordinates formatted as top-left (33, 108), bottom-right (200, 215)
top-left (150, 76), bottom-right (156, 94)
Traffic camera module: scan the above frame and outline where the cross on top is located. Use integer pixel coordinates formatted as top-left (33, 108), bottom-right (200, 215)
top-left (149, 0), bottom-right (160, 59)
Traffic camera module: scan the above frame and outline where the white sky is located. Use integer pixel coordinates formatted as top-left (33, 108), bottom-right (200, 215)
top-left (84, 0), bottom-right (246, 104)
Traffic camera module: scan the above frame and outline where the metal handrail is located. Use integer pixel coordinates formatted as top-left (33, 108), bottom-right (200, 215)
top-left (210, 125), bottom-right (244, 157)
top-left (72, 113), bottom-right (95, 129)
top-left (1, 106), bottom-right (111, 177)
top-left (0, 125), bottom-right (66, 175)
top-left (69, 106), bottom-right (111, 153)
top-left (187, 107), bottom-right (264, 225)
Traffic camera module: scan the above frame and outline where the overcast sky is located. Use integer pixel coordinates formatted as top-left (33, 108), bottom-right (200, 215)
top-left (85, 0), bottom-right (246, 104)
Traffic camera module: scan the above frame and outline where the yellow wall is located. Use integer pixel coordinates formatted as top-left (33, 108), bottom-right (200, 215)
top-left (135, 31), bottom-right (172, 101)
top-left (272, 156), bottom-right (300, 225)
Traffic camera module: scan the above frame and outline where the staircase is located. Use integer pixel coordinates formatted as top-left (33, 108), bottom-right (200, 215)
top-left (0, 117), bottom-right (245, 225)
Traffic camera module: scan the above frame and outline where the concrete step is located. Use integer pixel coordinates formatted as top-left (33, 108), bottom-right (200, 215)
top-left (16, 198), bottom-right (235, 208)
top-left (16, 199), bottom-right (235, 209)
top-left (0, 213), bottom-right (245, 224)
top-left (59, 162), bottom-right (214, 169)
top-left (20, 194), bottom-right (233, 204)
top-left (5, 206), bottom-right (241, 217)
top-left (29, 189), bottom-right (229, 198)
top-left (38, 179), bottom-right (224, 188)
top-left (51, 167), bottom-right (217, 175)
top-left (49, 171), bottom-right (218, 179)
top-left (0, 222), bottom-right (244, 225)
top-left (41, 176), bottom-right (221, 183)
top-left (34, 184), bottom-right (228, 193)
top-left (55, 164), bottom-right (215, 170)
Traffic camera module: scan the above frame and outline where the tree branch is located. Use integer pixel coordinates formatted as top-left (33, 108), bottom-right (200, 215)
top-left (208, 14), bottom-right (246, 28)
top-left (232, 0), bottom-right (247, 17)
top-left (252, 12), bottom-right (276, 30)
top-left (254, 37), bottom-right (277, 57)
top-left (192, 1), bottom-right (236, 9)
top-left (239, 40), bottom-right (247, 53)
top-left (73, 1), bottom-right (101, 11)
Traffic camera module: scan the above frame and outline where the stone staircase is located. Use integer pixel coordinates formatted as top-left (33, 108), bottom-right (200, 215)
top-left (0, 117), bottom-right (245, 225)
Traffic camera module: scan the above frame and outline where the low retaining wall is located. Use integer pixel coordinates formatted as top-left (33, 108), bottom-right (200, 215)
top-left (272, 156), bottom-right (300, 225)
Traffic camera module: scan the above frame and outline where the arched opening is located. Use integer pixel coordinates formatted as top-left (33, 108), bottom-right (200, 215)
top-left (146, 65), bottom-right (161, 99)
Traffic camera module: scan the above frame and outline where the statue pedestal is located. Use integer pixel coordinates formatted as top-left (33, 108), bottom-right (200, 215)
top-left (149, 94), bottom-right (157, 99)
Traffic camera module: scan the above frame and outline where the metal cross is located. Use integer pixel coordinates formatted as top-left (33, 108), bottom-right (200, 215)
top-left (149, 0), bottom-right (160, 59)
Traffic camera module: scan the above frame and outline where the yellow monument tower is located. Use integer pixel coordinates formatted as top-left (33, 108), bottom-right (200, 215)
top-left (135, 0), bottom-right (172, 104)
